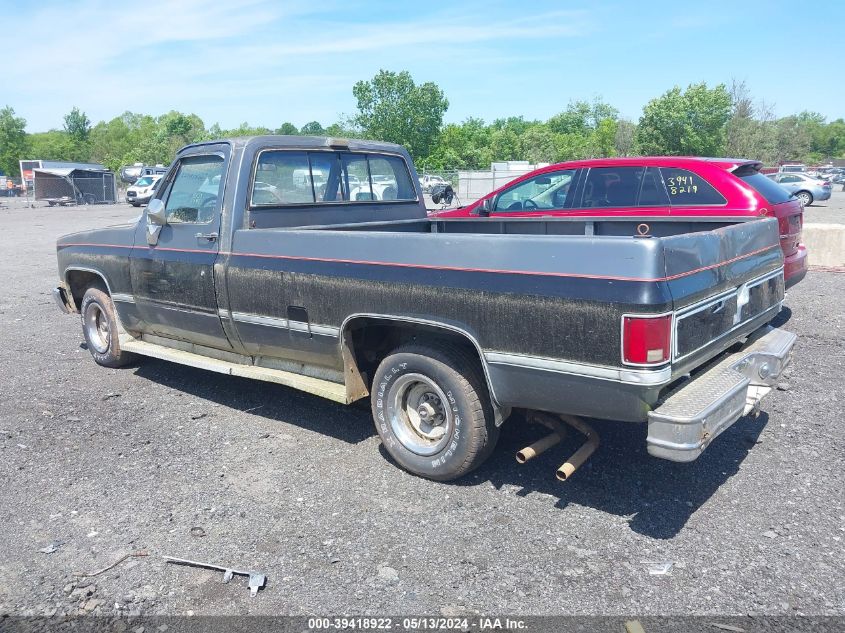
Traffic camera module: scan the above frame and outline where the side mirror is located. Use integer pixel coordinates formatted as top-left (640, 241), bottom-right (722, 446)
top-left (147, 198), bottom-right (167, 225)
top-left (146, 199), bottom-right (167, 245)
top-left (477, 197), bottom-right (492, 217)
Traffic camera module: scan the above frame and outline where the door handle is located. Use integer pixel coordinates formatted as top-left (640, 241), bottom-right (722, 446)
top-left (195, 232), bottom-right (218, 242)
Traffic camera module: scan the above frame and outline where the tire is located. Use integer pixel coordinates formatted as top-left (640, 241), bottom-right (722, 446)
top-left (371, 343), bottom-right (499, 481)
top-left (796, 190), bottom-right (813, 206)
top-left (79, 287), bottom-right (136, 368)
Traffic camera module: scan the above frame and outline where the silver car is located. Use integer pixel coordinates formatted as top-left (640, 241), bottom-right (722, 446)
top-left (766, 172), bottom-right (832, 206)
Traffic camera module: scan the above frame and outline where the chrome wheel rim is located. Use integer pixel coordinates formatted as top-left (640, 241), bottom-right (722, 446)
top-left (798, 192), bottom-right (811, 206)
top-left (386, 373), bottom-right (452, 456)
top-left (84, 303), bottom-right (110, 354)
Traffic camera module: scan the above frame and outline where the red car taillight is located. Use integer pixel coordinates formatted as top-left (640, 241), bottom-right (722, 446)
top-left (622, 315), bottom-right (672, 365)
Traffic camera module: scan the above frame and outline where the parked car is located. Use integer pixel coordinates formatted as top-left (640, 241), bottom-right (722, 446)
top-left (53, 136), bottom-right (795, 481)
top-left (766, 172), bottom-right (831, 207)
top-left (779, 163), bottom-right (806, 173)
top-left (119, 163), bottom-right (168, 185)
top-left (125, 175), bottom-right (162, 207)
top-left (433, 157), bottom-right (807, 288)
top-left (419, 174), bottom-right (449, 193)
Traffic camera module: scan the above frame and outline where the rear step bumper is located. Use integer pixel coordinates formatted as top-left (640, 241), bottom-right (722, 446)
top-left (647, 326), bottom-right (796, 462)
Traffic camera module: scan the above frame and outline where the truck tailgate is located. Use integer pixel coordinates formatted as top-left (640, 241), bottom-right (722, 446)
top-left (659, 217), bottom-right (784, 367)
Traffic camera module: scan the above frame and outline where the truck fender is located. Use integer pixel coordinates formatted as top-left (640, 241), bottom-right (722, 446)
top-left (340, 313), bottom-right (510, 426)
top-left (64, 267), bottom-right (114, 313)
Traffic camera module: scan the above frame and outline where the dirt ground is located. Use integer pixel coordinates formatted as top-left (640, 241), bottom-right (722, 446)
top-left (0, 198), bottom-right (842, 620)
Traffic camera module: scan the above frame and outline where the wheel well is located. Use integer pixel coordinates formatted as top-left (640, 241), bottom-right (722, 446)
top-left (343, 317), bottom-right (486, 390)
top-left (66, 270), bottom-right (108, 308)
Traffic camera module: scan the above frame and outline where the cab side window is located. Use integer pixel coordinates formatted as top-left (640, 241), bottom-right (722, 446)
top-left (660, 168), bottom-right (726, 206)
top-left (163, 155), bottom-right (224, 224)
top-left (493, 169), bottom-right (576, 212)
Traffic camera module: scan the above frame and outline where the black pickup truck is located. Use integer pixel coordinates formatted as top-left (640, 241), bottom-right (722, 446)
top-left (53, 136), bottom-right (795, 481)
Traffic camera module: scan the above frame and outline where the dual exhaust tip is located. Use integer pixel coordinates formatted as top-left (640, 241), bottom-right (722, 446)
top-left (515, 413), bottom-right (600, 481)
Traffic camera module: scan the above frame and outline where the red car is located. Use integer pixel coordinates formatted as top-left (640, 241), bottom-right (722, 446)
top-left (434, 157), bottom-right (807, 287)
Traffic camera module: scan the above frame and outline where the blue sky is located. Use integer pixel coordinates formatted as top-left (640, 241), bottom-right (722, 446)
top-left (3, 0), bottom-right (844, 132)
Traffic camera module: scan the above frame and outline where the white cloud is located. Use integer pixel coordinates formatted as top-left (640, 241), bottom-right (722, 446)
top-left (2, 1), bottom-right (593, 130)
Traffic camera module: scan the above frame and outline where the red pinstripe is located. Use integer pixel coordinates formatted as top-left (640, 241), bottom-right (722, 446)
top-left (57, 242), bottom-right (779, 284)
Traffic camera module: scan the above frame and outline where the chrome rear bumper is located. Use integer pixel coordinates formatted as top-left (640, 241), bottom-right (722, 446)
top-left (647, 326), bottom-right (796, 462)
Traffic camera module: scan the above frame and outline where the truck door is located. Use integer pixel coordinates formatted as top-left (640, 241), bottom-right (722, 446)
top-left (129, 148), bottom-right (232, 350)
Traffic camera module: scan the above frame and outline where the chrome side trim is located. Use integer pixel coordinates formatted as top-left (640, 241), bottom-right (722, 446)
top-left (231, 311), bottom-right (288, 329)
top-left (111, 293), bottom-right (135, 304)
top-left (485, 351), bottom-right (673, 386)
top-left (307, 323), bottom-right (341, 337)
top-left (228, 311), bottom-right (340, 337)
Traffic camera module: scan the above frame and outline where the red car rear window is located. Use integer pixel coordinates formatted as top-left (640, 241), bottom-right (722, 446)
top-left (737, 172), bottom-right (793, 205)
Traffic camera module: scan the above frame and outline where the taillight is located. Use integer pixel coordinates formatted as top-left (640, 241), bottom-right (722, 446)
top-left (823, 181), bottom-right (831, 187)
top-left (622, 314), bottom-right (672, 365)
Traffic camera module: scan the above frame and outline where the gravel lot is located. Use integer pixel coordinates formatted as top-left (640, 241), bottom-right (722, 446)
top-left (802, 188), bottom-right (845, 225)
top-left (0, 198), bottom-right (842, 619)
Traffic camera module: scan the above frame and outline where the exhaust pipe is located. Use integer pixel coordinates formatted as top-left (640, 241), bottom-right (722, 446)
top-left (516, 412), bottom-right (566, 463)
top-left (556, 415), bottom-right (600, 481)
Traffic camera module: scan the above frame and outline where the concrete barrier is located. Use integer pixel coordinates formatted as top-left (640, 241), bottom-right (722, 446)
top-left (802, 223), bottom-right (845, 268)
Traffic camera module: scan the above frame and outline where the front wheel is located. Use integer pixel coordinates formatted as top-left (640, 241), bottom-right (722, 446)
top-left (371, 343), bottom-right (499, 481)
top-left (796, 190), bottom-right (813, 206)
top-left (80, 287), bottom-right (136, 368)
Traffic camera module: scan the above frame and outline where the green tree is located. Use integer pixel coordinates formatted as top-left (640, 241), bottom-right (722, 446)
top-left (224, 122), bottom-right (272, 136)
top-left (635, 82), bottom-right (731, 156)
top-left (614, 119), bottom-right (636, 156)
top-left (28, 130), bottom-right (76, 162)
top-left (590, 118), bottom-right (617, 157)
top-left (324, 121), bottom-right (358, 137)
top-left (490, 127), bottom-right (521, 161)
top-left (89, 112), bottom-right (145, 172)
top-left (548, 98), bottom-right (617, 136)
top-left (768, 116), bottom-right (811, 164)
top-left (352, 70), bottom-right (448, 160)
top-left (0, 106), bottom-right (28, 176)
top-left (64, 107), bottom-right (91, 142)
top-left (520, 125), bottom-right (558, 164)
top-left (300, 121), bottom-right (325, 135)
top-left (275, 122), bottom-right (298, 135)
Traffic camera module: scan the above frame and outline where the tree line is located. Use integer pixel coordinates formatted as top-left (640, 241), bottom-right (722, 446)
top-left (1, 71), bottom-right (843, 178)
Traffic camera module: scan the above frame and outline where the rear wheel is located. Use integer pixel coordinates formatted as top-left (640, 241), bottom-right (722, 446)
top-left (80, 287), bottom-right (136, 368)
top-left (371, 343), bottom-right (499, 481)
top-left (796, 190), bottom-right (813, 206)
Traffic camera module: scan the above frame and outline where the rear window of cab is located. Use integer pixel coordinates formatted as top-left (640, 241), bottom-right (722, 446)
top-left (250, 149), bottom-right (417, 207)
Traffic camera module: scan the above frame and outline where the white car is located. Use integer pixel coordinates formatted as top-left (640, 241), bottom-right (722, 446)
top-left (419, 174), bottom-right (448, 193)
top-left (125, 175), bottom-right (162, 207)
top-left (348, 182), bottom-right (399, 201)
